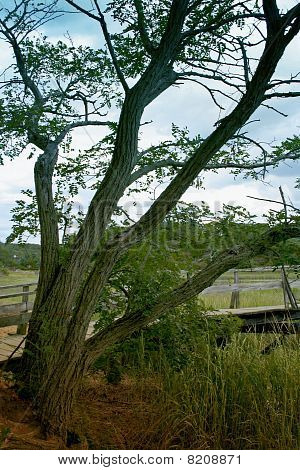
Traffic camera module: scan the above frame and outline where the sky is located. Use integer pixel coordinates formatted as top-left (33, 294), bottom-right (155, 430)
top-left (0, 0), bottom-right (299, 242)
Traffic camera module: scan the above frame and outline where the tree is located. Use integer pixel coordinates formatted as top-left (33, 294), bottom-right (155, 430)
top-left (1, 0), bottom-right (300, 437)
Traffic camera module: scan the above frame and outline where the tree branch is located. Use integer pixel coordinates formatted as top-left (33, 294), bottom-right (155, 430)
top-left (69, 12), bottom-right (300, 328)
top-left (53, 119), bottom-right (114, 146)
top-left (128, 146), bottom-right (300, 184)
top-left (262, 0), bottom-right (280, 36)
top-left (247, 195), bottom-right (300, 213)
top-left (264, 91), bottom-right (300, 100)
top-left (133, 0), bottom-right (156, 54)
top-left (65, 0), bottom-right (129, 93)
top-left (0, 20), bottom-right (44, 105)
top-left (83, 223), bottom-right (300, 361)
top-left (182, 13), bottom-right (264, 38)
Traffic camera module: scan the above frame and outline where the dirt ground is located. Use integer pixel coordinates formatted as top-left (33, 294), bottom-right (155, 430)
top-left (0, 372), bottom-right (160, 450)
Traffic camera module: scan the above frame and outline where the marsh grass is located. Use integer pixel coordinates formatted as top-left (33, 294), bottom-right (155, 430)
top-left (135, 334), bottom-right (300, 450)
top-left (199, 289), bottom-right (289, 309)
top-left (201, 268), bottom-right (299, 309)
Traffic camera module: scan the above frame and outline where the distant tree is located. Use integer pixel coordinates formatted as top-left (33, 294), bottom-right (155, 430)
top-left (0, 0), bottom-right (300, 438)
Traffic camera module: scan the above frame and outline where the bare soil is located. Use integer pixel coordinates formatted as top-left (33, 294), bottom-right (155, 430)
top-left (0, 372), bottom-right (160, 450)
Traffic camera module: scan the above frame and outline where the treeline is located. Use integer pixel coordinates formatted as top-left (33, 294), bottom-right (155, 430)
top-left (0, 242), bottom-right (40, 270)
top-left (1, 221), bottom-right (299, 272)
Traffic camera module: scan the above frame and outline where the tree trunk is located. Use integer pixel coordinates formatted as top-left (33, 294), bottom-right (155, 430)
top-left (16, 4), bottom-right (300, 439)
top-left (37, 347), bottom-right (89, 438)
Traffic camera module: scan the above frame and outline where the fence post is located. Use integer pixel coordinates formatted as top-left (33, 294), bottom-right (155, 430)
top-left (281, 268), bottom-right (289, 309)
top-left (230, 270), bottom-right (240, 309)
top-left (281, 267), bottom-right (298, 310)
top-left (16, 285), bottom-right (29, 335)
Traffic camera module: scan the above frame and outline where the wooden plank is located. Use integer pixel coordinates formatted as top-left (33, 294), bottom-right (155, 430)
top-left (17, 286), bottom-right (30, 335)
top-left (0, 320), bottom-right (97, 363)
top-left (218, 305), bottom-right (285, 315)
top-left (0, 343), bottom-right (14, 352)
top-left (202, 281), bottom-right (283, 294)
top-left (2, 336), bottom-right (25, 348)
top-left (0, 282), bottom-right (37, 291)
top-left (0, 311), bottom-right (31, 328)
top-left (228, 266), bottom-right (299, 273)
top-left (203, 280), bottom-right (300, 294)
top-left (0, 290), bottom-right (36, 300)
top-left (0, 348), bottom-right (11, 357)
top-left (0, 302), bottom-right (33, 315)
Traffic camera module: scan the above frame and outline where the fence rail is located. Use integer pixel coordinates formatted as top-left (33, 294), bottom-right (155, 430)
top-left (0, 282), bottom-right (37, 332)
top-left (0, 267), bottom-right (299, 330)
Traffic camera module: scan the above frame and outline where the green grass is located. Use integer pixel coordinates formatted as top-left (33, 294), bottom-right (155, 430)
top-left (201, 269), bottom-right (299, 309)
top-left (217, 269), bottom-right (297, 283)
top-left (0, 270), bottom-right (38, 306)
top-left (140, 334), bottom-right (300, 450)
top-left (200, 289), bottom-right (299, 309)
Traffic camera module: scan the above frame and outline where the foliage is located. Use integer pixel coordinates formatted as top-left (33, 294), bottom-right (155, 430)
top-left (0, 34), bottom-right (118, 161)
top-left (94, 303), bottom-right (242, 380)
top-left (6, 130), bottom-right (300, 243)
top-left (0, 242), bottom-right (40, 270)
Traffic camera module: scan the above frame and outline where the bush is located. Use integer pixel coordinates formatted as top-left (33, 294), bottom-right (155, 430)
top-left (93, 305), bottom-right (242, 375)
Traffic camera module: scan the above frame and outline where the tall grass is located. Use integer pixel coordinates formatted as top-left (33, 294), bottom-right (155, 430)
top-left (199, 289), bottom-right (289, 309)
top-left (138, 334), bottom-right (300, 450)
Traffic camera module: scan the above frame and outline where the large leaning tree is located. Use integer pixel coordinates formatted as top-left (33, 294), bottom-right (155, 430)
top-left (1, 0), bottom-right (300, 437)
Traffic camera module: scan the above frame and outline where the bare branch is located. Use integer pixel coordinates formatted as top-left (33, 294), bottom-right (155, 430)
top-left (129, 145), bottom-right (300, 184)
top-left (65, 0), bottom-right (129, 93)
top-left (279, 185), bottom-right (288, 222)
top-left (53, 120), bottom-right (113, 146)
top-left (264, 91), bottom-right (300, 100)
top-left (237, 37), bottom-right (250, 86)
top-left (247, 195), bottom-right (300, 213)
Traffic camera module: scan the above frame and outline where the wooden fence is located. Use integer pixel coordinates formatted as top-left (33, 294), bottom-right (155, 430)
top-left (202, 270), bottom-right (300, 309)
top-left (0, 282), bottom-right (37, 333)
top-left (0, 267), bottom-right (299, 332)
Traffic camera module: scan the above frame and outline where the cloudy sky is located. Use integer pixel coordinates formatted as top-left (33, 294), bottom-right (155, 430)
top-left (0, 0), bottom-right (299, 242)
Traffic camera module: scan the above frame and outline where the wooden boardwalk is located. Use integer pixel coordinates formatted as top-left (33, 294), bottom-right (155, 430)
top-left (0, 322), bottom-right (96, 364)
top-left (208, 304), bottom-right (286, 316)
top-left (1, 305), bottom-right (299, 364)
top-left (0, 269), bottom-right (299, 364)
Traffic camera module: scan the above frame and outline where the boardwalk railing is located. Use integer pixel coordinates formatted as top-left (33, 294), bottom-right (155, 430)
top-left (0, 267), bottom-right (299, 331)
top-left (0, 282), bottom-right (38, 333)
